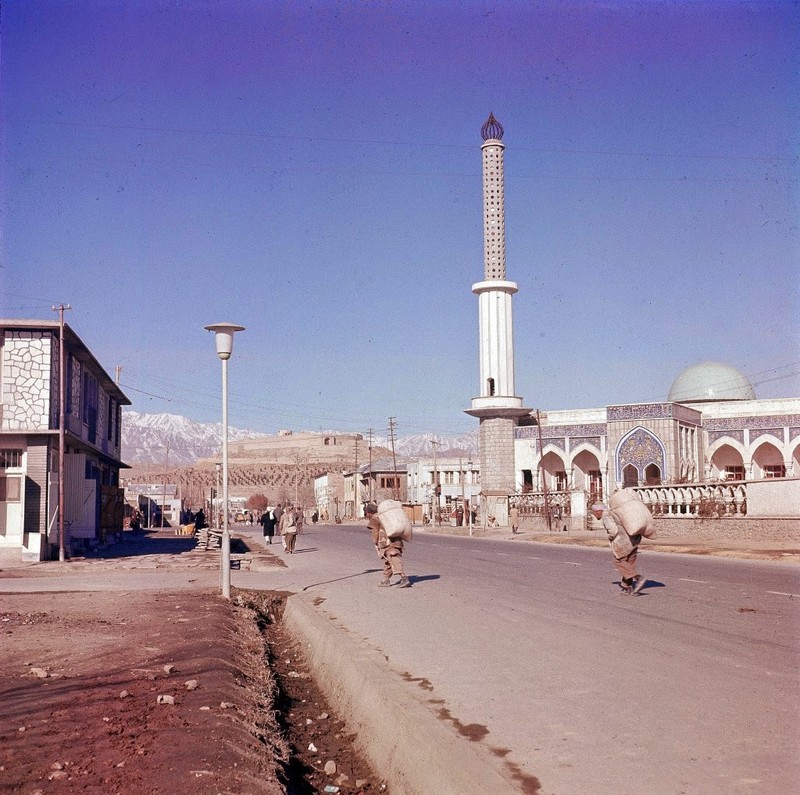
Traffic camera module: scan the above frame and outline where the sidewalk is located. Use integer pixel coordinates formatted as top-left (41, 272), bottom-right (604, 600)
top-left (414, 521), bottom-right (800, 563)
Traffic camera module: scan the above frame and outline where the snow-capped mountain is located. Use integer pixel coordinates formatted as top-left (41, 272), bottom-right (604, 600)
top-left (121, 411), bottom-right (269, 465)
top-left (373, 431), bottom-right (480, 459)
top-left (122, 411), bottom-right (479, 465)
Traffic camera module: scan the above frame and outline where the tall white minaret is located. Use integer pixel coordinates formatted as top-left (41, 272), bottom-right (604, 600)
top-left (465, 114), bottom-right (530, 521)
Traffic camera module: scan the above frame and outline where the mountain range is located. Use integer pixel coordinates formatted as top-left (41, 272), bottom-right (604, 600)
top-left (121, 411), bottom-right (479, 466)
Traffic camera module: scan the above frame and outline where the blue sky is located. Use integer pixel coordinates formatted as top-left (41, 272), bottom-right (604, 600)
top-left (2, 0), bottom-right (798, 437)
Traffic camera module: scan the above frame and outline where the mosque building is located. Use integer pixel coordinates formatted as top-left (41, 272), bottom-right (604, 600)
top-left (466, 114), bottom-right (800, 524)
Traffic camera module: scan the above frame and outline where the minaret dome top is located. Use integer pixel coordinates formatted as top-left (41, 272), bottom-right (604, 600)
top-left (481, 113), bottom-right (504, 141)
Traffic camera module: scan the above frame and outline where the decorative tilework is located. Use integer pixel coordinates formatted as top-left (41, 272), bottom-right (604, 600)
top-left (749, 429), bottom-right (784, 443)
top-left (608, 404), bottom-right (674, 421)
top-left (705, 415), bottom-right (800, 430)
top-left (570, 437), bottom-right (602, 450)
top-left (615, 426), bottom-right (666, 482)
top-left (707, 430), bottom-right (745, 445)
top-left (515, 424), bottom-right (606, 440)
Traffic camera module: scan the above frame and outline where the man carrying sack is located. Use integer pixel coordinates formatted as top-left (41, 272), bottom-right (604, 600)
top-left (365, 502), bottom-right (411, 588)
top-left (592, 489), bottom-right (655, 595)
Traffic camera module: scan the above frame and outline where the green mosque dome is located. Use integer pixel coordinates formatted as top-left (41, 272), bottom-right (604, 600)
top-left (668, 361), bottom-right (756, 403)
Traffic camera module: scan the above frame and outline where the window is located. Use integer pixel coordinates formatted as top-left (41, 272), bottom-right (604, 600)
top-left (763, 465), bottom-right (786, 478)
top-left (107, 397), bottom-right (114, 441)
top-left (0, 449), bottom-right (22, 468)
top-left (589, 470), bottom-right (603, 501)
top-left (644, 464), bottom-right (662, 486)
top-left (723, 466), bottom-right (745, 481)
top-left (380, 476), bottom-right (399, 489)
top-left (444, 471), bottom-right (454, 485)
top-left (0, 476), bottom-right (21, 501)
top-left (554, 471), bottom-right (567, 490)
top-left (65, 355), bottom-right (74, 415)
top-left (623, 465), bottom-right (638, 488)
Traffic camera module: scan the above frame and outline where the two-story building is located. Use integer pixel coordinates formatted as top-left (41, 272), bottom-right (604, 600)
top-left (1, 320), bottom-right (130, 559)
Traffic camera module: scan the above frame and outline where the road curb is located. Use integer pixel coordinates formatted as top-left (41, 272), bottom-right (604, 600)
top-left (283, 595), bottom-right (521, 795)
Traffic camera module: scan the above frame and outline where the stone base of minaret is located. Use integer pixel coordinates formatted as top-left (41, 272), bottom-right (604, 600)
top-left (476, 416), bottom-right (518, 526)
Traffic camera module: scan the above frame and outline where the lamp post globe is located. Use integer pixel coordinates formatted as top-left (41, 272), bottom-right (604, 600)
top-left (204, 322), bottom-right (245, 599)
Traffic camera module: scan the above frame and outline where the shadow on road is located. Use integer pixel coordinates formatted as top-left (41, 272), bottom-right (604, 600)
top-left (79, 529), bottom-right (256, 560)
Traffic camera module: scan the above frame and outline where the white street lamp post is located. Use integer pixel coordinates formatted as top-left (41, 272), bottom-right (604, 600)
top-left (205, 322), bottom-right (245, 599)
top-left (467, 460), bottom-right (473, 536)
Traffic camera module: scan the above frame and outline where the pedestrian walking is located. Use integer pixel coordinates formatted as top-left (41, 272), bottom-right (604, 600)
top-left (592, 490), bottom-right (653, 595)
top-left (365, 503), bottom-right (410, 588)
top-left (509, 504), bottom-right (520, 534)
top-left (280, 504), bottom-right (298, 554)
top-left (260, 506), bottom-right (278, 544)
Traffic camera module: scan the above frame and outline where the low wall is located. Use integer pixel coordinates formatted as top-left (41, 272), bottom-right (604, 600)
top-left (519, 514), bottom-right (800, 541)
top-left (652, 516), bottom-right (800, 541)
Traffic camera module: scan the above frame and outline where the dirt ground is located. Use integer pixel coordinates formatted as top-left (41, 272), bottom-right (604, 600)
top-left (0, 582), bottom-right (382, 794)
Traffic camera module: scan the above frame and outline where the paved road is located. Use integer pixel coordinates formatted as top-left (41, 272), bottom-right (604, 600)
top-left (235, 524), bottom-right (800, 795)
top-left (2, 526), bottom-right (798, 794)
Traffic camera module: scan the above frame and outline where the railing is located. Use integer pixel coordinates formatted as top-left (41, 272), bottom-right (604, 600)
top-left (511, 491), bottom-right (572, 517)
top-left (511, 483), bottom-right (749, 518)
top-left (633, 482), bottom-right (747, 517)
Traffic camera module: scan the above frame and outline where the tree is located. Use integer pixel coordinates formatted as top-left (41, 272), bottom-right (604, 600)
top-left (246, 493), bottom-right (269, 512)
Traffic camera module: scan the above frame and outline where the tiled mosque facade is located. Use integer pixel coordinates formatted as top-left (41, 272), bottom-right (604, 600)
top-left (513, 364), bottom-right (800, 522)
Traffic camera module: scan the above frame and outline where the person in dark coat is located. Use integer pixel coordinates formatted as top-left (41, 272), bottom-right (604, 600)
top-left (260, 506), bottom-right (278, 544)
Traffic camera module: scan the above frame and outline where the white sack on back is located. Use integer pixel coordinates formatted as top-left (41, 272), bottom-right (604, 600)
top-left (608, 490), bottom-right (655, 538)
top-left (377, 499), bottom-right (412, 541)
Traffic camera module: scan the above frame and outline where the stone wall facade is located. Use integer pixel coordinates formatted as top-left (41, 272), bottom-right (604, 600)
top-left (1, 330), bottom-right (52, 430)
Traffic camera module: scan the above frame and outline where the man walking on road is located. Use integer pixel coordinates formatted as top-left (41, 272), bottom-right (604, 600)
top-left (260, 507), bottom-right (277, 544)
top-left (280, 504), bottom-right (298, 554)
top-left (365, 503), bottom-right (410, 588)
top-left (592, 500), bottom-right (647, 595)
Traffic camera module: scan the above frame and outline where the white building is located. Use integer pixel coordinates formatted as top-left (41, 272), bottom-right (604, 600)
top-left (406, 459), bottom-right (481, 522)
top-left (1, 319), bottom-right (130, 559)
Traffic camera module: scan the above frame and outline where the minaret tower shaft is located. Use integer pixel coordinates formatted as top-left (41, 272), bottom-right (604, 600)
top-left (465, 114), bottom-right (530, 521)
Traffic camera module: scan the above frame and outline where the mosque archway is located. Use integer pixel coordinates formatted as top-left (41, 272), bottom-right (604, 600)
top-left (541, 450), bottom-right (567, 491)
top-left (615, 426), bottom-right (666, 485)
top-left (571, 448), bottom-right (602, 492)
top-left (710, 443), bottom-right (745, 481)
top-left (752, 441), bottom-right (785, 478)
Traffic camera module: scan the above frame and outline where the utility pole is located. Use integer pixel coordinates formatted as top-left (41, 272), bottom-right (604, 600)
top-left (367, 428), bottom-right (374, 503)
top-left (160, 443), bottom-right (170, 529)
top-left (353, 436), bottom-right (359, 518)
top-left (536, 409), bottom-right (553, 532)
top-left (115, 365), bottom-right (122, 385)
top-left (388, 417), bottom-right (399, 501)
top-left (52, 303), bottom-right (71, 562)
top-left (430, 437), bottom-right (440, 526)
top-left (460, 455), bottom-right (466, 528)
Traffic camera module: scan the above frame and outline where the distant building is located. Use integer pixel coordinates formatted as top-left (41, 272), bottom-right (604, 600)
top-left (406, 459), bottom-right (480, 522)
top-left (1, 319), bottom-right (130, 559)
top-left (124, 483), bottom-right (181, 527)
top-left (224, 429), bottom-right (364, 465)
top-left (342, 459), bottom-right (407, 519)
top-left (313, 471), bottom-right (345, 521)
